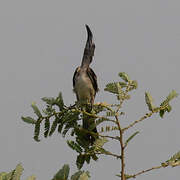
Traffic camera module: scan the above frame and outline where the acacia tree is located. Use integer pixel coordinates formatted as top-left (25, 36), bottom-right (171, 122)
top-left (18, 72), bottom-right (180, 180)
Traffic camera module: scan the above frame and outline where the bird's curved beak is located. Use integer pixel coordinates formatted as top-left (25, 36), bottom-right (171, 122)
top-left (85, 24), bottom-right (93, 43)
top-left (85, 24), bottom-right (95, 56)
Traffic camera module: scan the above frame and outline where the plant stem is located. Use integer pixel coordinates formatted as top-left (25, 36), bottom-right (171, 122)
top-left (95, 152), bottom-right (121, 159)
top-left (76, 109), bottom-right (116, 124)
top-left (130, 165), bottom-right (163, 178)
top-left (115, 114), bottom-right (125, 180)
top-left (123, 105), bottom-right (169, 132)
top-left (122, 111), bottom-right (154, 132)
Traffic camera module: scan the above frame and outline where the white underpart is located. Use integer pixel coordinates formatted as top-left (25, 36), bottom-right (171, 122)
top-left (74, 72), bottom-right (94, 103)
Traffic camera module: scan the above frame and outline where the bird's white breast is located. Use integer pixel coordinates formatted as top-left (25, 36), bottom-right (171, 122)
top-left (74, 72), bottom-right (94, 102)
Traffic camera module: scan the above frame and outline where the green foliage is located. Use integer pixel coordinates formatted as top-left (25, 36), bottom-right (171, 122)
top-left (71, 171), bottom-right (90, 180)
top-left (100, 126), bottom-right (118, 133)
top-left (12, 164), bottom-right (24, 180)
top-left (76, 155), bottom-right (86, 170)
top-left (0, 164), bottom-right (36, 180)
top-left (104, 82), bottom-right (126, 94)
top-left (104, 73), bottom-right (137, 102)
top-left (31, 102), bottom-right (42, 118)
top-left (44, 118), bottom-right (50, 138)
top-left (118, 72), bottom-right (130, 82)
top-left (116, 174), bottom-right (134, 179)
top-left (124, 131), bottom-right (139, 147)
top-left (21, 116), bottom-right (36, 124)
top-left (67, 140), bottom-right (83, 153)
top-left (159, 90), bottom-right (178, 118)
top-left (92, 137), bottom-right (108, 152)
top-left (49, 118), bottom-right (59, 136)
top-left (22, 72), bottom-right (179, 178)
top-left (52, 164), bottom-right (70, 180)
top-left (89, 117), bottom-right (111, 131)
top-left (0, 164), bottom-right (89, 180)
top-left (33, 119), bottom-right (41, 142)
top-left (165, 151), bottom-right (180, 167)
top-left (26, 175), bottom-right (36, 180)
top-left (145, 92), bottom-right (155, 111)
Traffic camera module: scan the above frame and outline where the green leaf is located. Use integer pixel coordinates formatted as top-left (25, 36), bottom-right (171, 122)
top-left (125, 174), bottom-right (134, 179)
top-left (166, 104), bottom-right (172, 112)
top-left (89, 117), bottom-right (110, 131)
top-left (116, 82), bottom-right (124, 100)
top-left (84, 155), bottom-right (91, 164)
top-left (161, 90), bottom-right (178, 106)
top-left (12, 163), bottom-right (24, 180)
top-left (71, 171), bottom-right (90, 180)
top-left (91, 154), bottom-right (98, 161)
top-left (129, 80), bottom-right (138, 91)
top-left (56, 92), bottom-right (64, 110)
top-left (169, 151), bottom-right (180, 161)
top-left (5, 171), bottom-right (14, 180)
top-left (67, 140), bottom-right (83, 153)
top-left (159, 109), bottom-right (165, 118)
top-left (58, 123), bottom-right (64, 134)
top-left (116, 174), bottom-right (121, 177)
top-left (76, 155), bottom-right (85, 170)
top-left (92, 138), bottom-right (108, 151)
top-left (118, 72), bottom-right (130, 82)
top-left (167, 151), bottom-right (180, 167)
top-left (26, 175), bottom-right (36, 180)
top-left (44, 118), bottom-right (50, 138)
top-left (78, 172), bottom-right (89, 180)
top-left (159, 90), bottom-right (178, 118)
top-left (49, 118), bottom-right (59, 136)
top-left (41, 97), bottom-right (56, 105)
top-left (145, 92), bottom-right (155, 111)
top-left (21, 116), bottom-right (36, 124)
top-left (31, 102), bottom-right (42, 118)
top-left (0, 172), bottom-right (7, 180)
top-left (52, 164), bottom-right (70, 180)
top-left (125, 131), bottom-right (139, 147)
top-left (104, 82), bottom-right (127, 94)
top-left (34, 119), bottom-right (41, 142)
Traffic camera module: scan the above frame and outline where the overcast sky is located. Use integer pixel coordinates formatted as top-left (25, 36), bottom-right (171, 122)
top-left (0, 0), bottom-right (180, 179)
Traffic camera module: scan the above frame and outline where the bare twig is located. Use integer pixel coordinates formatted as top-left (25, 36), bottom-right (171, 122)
top-left (123, 105), bottom-right (169, 132)
top-left (130, 165), bottom-right (165, 179)
top-left (122, 111), bottom-right (154, 132)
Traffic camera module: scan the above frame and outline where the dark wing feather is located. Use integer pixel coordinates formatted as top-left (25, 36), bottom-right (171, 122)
top-left (73, 67), bottom-right (79, 88)
top-left (87, 67), bottom-right (99, 94)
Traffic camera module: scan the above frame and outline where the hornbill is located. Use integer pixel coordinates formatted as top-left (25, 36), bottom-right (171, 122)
top-left (73, 25), bottom-right (98, 143)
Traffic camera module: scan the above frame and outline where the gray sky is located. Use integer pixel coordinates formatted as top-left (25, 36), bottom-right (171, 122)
top-left (0, 0), bottom-right (180, 179)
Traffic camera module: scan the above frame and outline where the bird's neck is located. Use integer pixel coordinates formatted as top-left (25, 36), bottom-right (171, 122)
top-left (81, 56), bottom-right (91, 69)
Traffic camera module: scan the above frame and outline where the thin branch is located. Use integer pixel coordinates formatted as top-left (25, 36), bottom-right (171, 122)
top-left (123, 105), bottom-right (169, 132)
top-left (98, 133), bottom-right (120, 141)
top-left (130, 165), bottom-right (165, 179)
top-left (95, 151), bottom-right (121, 159)
top-left (76, 109), bottom-right (116, 123)
top-left (122, 111), bottom-right (154, 132)
top-left (79, 127), bottom-right (119, 141)
top-left (115, 114), bottom-right (125, 180)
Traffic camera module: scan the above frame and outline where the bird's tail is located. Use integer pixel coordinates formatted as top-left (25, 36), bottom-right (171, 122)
top-left (82, 109), bottom-right (98, 145)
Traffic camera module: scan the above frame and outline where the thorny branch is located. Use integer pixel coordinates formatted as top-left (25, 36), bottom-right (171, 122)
top-left (122, 105), bottom-right (169, 132)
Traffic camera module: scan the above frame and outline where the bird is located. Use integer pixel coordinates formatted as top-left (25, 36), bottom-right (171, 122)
top-left (73, 25), bottom-right (99, 144)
